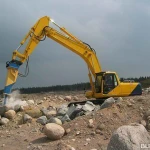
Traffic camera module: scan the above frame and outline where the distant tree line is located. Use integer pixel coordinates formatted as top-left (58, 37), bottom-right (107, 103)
top-left (1, 76), bottom-right (150, 95)
top-left (120, 76), bottom-right (150, 82)
top-left (0, 82), bottom-right (91, 95)
top-left (19, 82), bottom-right (90, 94)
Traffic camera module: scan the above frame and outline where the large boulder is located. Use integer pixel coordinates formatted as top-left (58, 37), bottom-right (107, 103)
top-left (25, 107), bottom-right (42, 118)
top-left (0, 117), bottom-right (9, 125)
top-left (43, 123), bottom-right (65, 140)
top-left (4, 110), bottom-right (16, 119)
top-left (82, 101), bottom-right (95, 112)
top-left (107, 123), bottom-right (150, 150)
top-left (100, 97), bottom-right (115, 109)
top-left (67, 104), bottom-right (83, 120)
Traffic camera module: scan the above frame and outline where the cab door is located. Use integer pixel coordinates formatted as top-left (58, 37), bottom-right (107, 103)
top-left (95, 73), bottom-right (103, 93)
top-left (103, 73), bottom-right (119, 95)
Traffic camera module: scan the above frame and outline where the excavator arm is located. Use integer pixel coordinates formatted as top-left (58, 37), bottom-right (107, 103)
top-left (3, 16), bottom-right (101, 104)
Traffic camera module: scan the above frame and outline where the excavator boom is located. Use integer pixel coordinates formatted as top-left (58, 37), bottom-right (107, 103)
top-left (3, 16), bottom-right (101, 104)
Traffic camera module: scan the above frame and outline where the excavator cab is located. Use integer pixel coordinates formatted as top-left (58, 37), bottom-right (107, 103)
top-left (95, 72), bottom-right (118, 94)
top-left (92, 71), bottom-right (142, 99)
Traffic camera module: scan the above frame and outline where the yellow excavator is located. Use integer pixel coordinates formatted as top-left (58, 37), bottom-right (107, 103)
top-left (3, 16), bottom-right (142, 105)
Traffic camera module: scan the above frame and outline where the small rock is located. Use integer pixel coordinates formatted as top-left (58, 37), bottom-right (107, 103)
top-left (84, 143), bottom-right (88, 146)
top-left (20, 105), bottom-right (29, 111)
top-left (144, 110), bottom-right (150, 118)
top-left (147, 123), bottom-right (150, 130)
top-left (46, 110), bottom-right (57, 119)
top-left (147, 116), bottom-right (150, 120)
top-left (57, 105), bottom-right (68, 116)
top-left (140, 113), bottom-right (144, 117)
top-left (86, 138), bottom-right (91, 141)
top-left (97, 123), bottom-right (105, 130)
top-left (140, 120), bottom-right (146, 127)
top-left (73, 96), bottom-right (78, 101)
top-left (127, 101), bottom-right (133, 107)
top-left (139, 107), bottom-right (143, 111)
top-left (64, 96), bottom-right (72, 101)
top-left (116, 97), bottom-right (123, 103)
top-left (91, 131), bottom-right (96, 136)
top-left (88, 119), bottom-right (94, 128)
top-left (57, 142), bottom-right (75, 150)
top-left (4, 110), bottom-right (16, 119)
top-left (27, 100), bottom-right (34, 105)
top-left (95, 129), bottom-right (101, 134)
top-left (14, 104), bottom-right (21, 112)
top-left (0, 117), bottom-right (9, 125)
top-left (58, 96), bottom-right (64, 101)
top-left (24, 114), bottom-right (32, 123)
top-left (65, 128), bottom-right (71, 134)
top-left (94, 105), bottom-right (101, 111)
top-left (37, 100), bottom-right (44, 105)
top-left (41, 108), bottom-right (48, 115)
top-left (137, 98), bottom-right (144, 102)
top-left (104, 136), bottom-right (108, 140)
top-left (61, 114), bottom-right (71, 123)
top-left (76, 131), bottom-right (80, 135)
top-left (37, 145), bottom-right (42, 150)
top-left (56, 116), bottom-right (63, 120)
top-left (43, 123), bottom-right (65, 140)
top-left (47, 117), bottom-right (62, 125)
top-left (129, 99), bottom-right (135, 104)
top-left (43, 97), bottom-right (47, 100)
top-left (37, 116), bottom-right (47, 125)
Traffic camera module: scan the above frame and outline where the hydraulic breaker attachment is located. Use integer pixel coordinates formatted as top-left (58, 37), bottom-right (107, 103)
top-left (3, 60), bottom-right (21, 105)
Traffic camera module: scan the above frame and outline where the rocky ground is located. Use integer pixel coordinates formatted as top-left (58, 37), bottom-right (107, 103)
top-left (0, 91), bottom-right (149, 150)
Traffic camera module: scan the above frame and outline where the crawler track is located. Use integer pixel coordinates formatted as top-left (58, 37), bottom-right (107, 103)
top-left (68, 98), bottom-right (108, 106)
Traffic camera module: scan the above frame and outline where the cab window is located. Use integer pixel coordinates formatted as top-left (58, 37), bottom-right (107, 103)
top-left (103, 74), bottom-right (118, 94)
top-left (95, 75), bottom-right (102, 93)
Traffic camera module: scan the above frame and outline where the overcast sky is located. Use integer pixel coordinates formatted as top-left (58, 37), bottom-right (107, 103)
top-left (0, 0), bottom-right (150, 89)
